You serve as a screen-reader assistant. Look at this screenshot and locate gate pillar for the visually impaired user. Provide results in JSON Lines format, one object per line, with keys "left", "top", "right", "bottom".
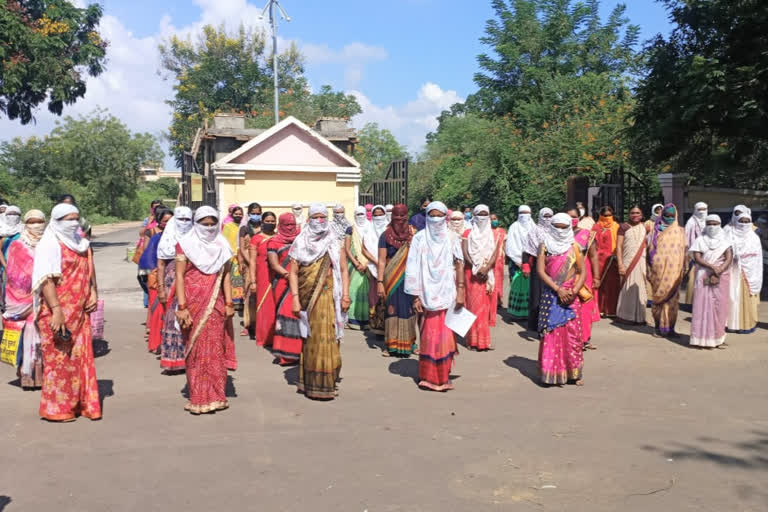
{"left": 658, "top": 173, "right": 689, "bottom": 225}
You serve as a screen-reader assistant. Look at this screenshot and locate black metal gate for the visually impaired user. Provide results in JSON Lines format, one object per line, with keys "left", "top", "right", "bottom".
{"left": 592, "top": 167, "right": 662, "bottom": 221}
{"left": 359, "top": 159, "right": 408, "bottom": 206}
{"left": 180, "top": 151, "right": 217, "bottom": 209}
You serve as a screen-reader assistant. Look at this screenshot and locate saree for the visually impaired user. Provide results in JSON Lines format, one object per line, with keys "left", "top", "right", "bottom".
{"left": 347, "top": 226, "right": 370, "bottom": 330}
{"left": 368, "top": 273, "right": 386, "bottom": 335}
{"left": 269, "top": 241, "right": 302, "bottom": 364}
{"left": 222, "top": 222, "right": 244, "bottom": 308}
{"left": 297, "top": 256, "right": 342, "bottom": 400}
{"left": 38, "top": 244, "right": 101, "bottom": 421}
{"left": 574, "top": 229, "right": 600, "bottom": 343}
{"left": 252, "top": 233, "right": 276, "bottom": 347}
{"left": 179, "top": 249, "right": 232, "bottom": 413}
{"left": 538, "top": 246, "right": 584, "bottom": 385}
{"left": 647, "top": 210, "right": 686, "bottom": 334}
{"left": 726, "top": 225, "right": 762, "bottom": 334}
{"left": 160, "top": 260, "right": 185, "bottom": 371}
{"left": 489, "top": 227, "right": 506, "bottom": 325}
{"left": 139, "top": 233, "right": 163, "bottom": 351}
{"left": 463, "top": 228, "right": 492, "bottom": 350}
{"left": 592, "top": 222, "right": 620, "bottom": 316}
{"left": 507, "top": 262, "right": 529, "bottom": 318}
{"left": 418, "top": 310, "right": 458, "bottom": 391}
{"left": 616, "top": 223, "right": 648, "bottom": 324}
{"left": 5, "top": 240, "right": 42, "bottom": 388}
{"left": 690, "top": 252, "right": 731, "bottom": 347}
{"left": 381, "top": 241, "right": 417, "bottom": 356}
{"left": 726, "top": 272, "right": 759, "bottom": 334}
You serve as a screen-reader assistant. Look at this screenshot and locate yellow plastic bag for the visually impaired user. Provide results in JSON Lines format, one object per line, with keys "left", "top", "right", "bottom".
{"left": 0, "top": 320, "right": 24, "bottom": 366}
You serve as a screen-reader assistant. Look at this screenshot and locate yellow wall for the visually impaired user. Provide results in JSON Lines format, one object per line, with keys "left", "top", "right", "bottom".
{"left": 217, "top": 170, "right": 357, "bottom": 217}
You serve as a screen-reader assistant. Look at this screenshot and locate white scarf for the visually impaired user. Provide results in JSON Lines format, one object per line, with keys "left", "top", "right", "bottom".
{"left": 32, "top": 204, "right": 90, "bottom": 293}
{"left": 364, "top": 205, "right": 388, "bottom": 278}
{"left": 289, "top": 203, "right": 345, "bottom": 339}
{"left": 692, "top": 201, "right": 708, "bottom": 230}
{"left": 0, "top": 205, "right": 23, "bottom": 237}
{"left": 690, "top": 214, "right": 731, "bottom": 261}
{"left": 544, "top": 213, "right": 575, "bottom": 255}
{"left": 404, "top": 201, "right": 463, "bottom": 311}
{"left": 291, "top": 203, "right": 305, "bottom": 225}
{"left": 467, "top": 204, "right": 496, "bottom": 290}
{"left": 523, "top": 207, "right": 553, "bottom": 256}
{"left": 728, "top": 212, "right": 763, "bottom": 294}
{"left": 650, "top": 203, "right": 664, "bottom": 223}
{"left": 157, "top": 206, "right": 193, "bottom": 260}
{"left": 505, "top": 205, "right": 533, "bottom": 265}
{"left": 178, "top": 206, "right": 232, "bottom": 275}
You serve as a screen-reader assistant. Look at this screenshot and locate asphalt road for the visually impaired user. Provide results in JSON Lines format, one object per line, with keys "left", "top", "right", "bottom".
{"left": 1, "top": 226, "right": 767, "bottom": 512}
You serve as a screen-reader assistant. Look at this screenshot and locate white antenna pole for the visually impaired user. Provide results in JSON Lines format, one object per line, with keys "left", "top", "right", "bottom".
{"left": 261, "top": 0, "right": 291, "bottom": 127}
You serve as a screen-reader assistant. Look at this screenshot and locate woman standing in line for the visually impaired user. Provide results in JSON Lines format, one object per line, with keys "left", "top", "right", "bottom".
{"left": 239, "top": 202, "right": 262, "bottom": 337}
{"left": 376, "top": 204, "right": 417, "bottom": 357}
{"left": 462, "top": 205, "right": 499, "bottom": 351}
{"left": 174, "top": 206, "right": 235, "bottom": 414}
{"left": 725, "top": 210, "right": 763, "bottom": 333}
{"left": 345, "top": 206, "right": 371, "bottom": 330}
{"left": 537, "top": 213, "right": 586, "bottom": 386}
{"left": 448, "top": 210, "right": 465, "bottom": 239}
{"left": 5, "top": 210, "right": 46, "bottom": 388}
{"left": 248, "top": 211, "right": 277, "bottom": 346}
{"left": 505, "top": 205, "right": 533, "bottom": 319}
{"left": 363, "top": 205, "right": 389, "bottom": 335}
{"left": 647, "top": 204, "right": 687, "bottom": 338}
{"left": 156, "top": 206, "right": 193, "bottom": 373}
{"left": 523, "top": 208, "right": 553, "bottom": 332}
{"left": 576, "top": 202, "right": 594, "bottom": 231}
{"left": 405, "top": 201, "right": 465, "bottom": 392}
{"left": 222, "top": 205, "right": 245, "bottom": 313}
{"left": 616, "top": 206, "right": 649, "bottom": 325}
{"left": 139, "top": 207, "right": 173, "bottom": 353}
{"left": 684, "top": 202, "right": 708, "bottom": 304}
{"left": 34, "top": 203, "right": 100, "bottom": 421}
{"left": 288, "top": 204, "right": 350, "bottom": 400}
{"left": 489, "top": 212, "right": 506, "bottom": 324}
{"left": 566, "top": 206, "right": 600, "bottom": 350}
{"left": 268, "top": 212, "right": 302, "bottom": 365}
{"left": 689, "top": 215, "right": 733, "bottom": 349}
{"left": 591, "top": 205, "right": 621, "bottom": 317}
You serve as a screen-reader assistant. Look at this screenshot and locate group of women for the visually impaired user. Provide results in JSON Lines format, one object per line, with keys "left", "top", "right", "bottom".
{"left": 1, "top": 197, "right": 101, "bottom": 422}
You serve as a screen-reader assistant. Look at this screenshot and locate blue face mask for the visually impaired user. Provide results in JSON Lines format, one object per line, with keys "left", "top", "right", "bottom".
{"left": 464, "top": 212, "right": 472, "bottom": 221}
{"left": 249, "top": 214, "right": 262, "bottom": 223}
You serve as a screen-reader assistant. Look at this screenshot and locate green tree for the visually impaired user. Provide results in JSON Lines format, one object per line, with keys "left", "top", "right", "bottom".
{"left": 159, "top": 25, "right": 361, "bottom": 164}
{"left": 355, "top": 123, "right": 408, "bottom": 190}
{"left": 631, "top": 0, "right": 768, "bottom": 188}
{"left": 0, "top": 0, "right": 107, "bottom": 124}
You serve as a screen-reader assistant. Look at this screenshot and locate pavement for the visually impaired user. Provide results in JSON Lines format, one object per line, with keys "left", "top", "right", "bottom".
{"left": 1, "top": 226, "right": 767, "bottom": 512}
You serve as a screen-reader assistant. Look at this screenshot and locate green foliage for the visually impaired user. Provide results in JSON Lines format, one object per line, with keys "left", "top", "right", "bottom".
{"left": 159, "top": 25, "right": 361, "bottom": 164}
{"left": 631, "top": 0, "right": 768, "bottom": 188}
{"left": 0, "top": 109, "right": 164, "bottom": 221}
{"left": 0, "top": 0, "right": 107, "bottom": 124}
{"left": 355, "top": 123, "right": 408, "bottom": 190}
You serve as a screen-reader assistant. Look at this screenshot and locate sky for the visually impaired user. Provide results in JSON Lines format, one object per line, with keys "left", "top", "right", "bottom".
{"left": 0, "top": 0, "right": 672, "bottom": 170}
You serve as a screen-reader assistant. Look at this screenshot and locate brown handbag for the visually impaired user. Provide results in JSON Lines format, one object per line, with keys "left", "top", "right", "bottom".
{"left": 578, "top": 285, "right": 594, "bottom": 303}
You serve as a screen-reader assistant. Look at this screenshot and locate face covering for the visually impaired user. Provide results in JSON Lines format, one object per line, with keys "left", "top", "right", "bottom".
{"left": 705, "top": 225, "right": 721, "bottom": 238}
{"left": 197, "top": 224, "right": 218, "bottom": 242}
{"left": 571, "top": 217, "right": 578, "bottom": 228}
{"left": 427, "top": 215, "right": 447, "bottom": 235}
{"left": 308, "top": 217, "right": 328, "bottom": 234}
{"left": 695, "top": 208, "right": 708, "bottom": 219}
{"left": 261, "top": 222, "right": 276, "bottom": 234}
{"left": 578, "top": 208, "right": 585, "bottom": 217}
{"left": 59, "top": 219, "right": 80, "bottom": 237}
{"left": 334, "top": 213, "right": 345, "bottom": 223}
{"left": 474, "top": 215, "right": 490, "bottom": 228}
{"left": 249, "top": 214, "right": 262, "bottom": 224}
{"left": 293, "top": 208, "right": 303, "bottom": 216}
{"left": 464, "top": 212, "right": 472, "bottom": 221}
{"left": 372, "top": 215, "right": 388, "bottom": 231}
{"left": 5, "top": 214, "right": 21, "bottom": 226}
{"left": 491, "top": 220, "right": 500, "bottom": 228}
{"left": 518, "top": 213, "right": 531, "bottom": 224}
{"left": 26, "top": 223, "right": 46, "bottom": 236}
{"left": 232, "top": 215, "right": 243, "bottom": 224}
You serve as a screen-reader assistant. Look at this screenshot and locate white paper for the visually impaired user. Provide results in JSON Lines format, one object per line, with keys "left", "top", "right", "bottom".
{"left": 445, "top": 306, "right": 477, "bottom": 338}
{"left": 299, "top": 311, "right": 311, "bottom": 338}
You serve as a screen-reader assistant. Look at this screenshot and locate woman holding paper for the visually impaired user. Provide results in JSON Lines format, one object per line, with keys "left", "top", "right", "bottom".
{"left": 536, "top": 213, "right": 586, "bottom": 386}
{"left": 404, "top": 201, "right": 465, "bottom": 392}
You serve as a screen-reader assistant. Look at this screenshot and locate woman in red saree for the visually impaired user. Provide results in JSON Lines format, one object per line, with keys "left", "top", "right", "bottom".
{"left": 249, "top": 212, "right": 277, "bottom": 346}
{"left": 489, "top": 213, "right": 506, "bottom": 325}
{"left": 591, "top": 205, "right": 620, "bottom": 317}
{"left": 33, "top": 204, "right": 101, "bottom": 421}
{"left": 268, "top": 212, "right": 302, "bottom": 365}
{"left": 141, "top": 208, "right": 173, "bottom": 353}
{"left": 174, "top": 206, "right": 235, "bottom": 415}
{"left": 462, "top": 205, "right": 500, "bottom": 351}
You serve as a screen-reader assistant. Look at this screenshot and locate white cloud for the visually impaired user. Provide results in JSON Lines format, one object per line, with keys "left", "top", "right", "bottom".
{"left": 350, "top": 82, "right": 463, "bottom": 154}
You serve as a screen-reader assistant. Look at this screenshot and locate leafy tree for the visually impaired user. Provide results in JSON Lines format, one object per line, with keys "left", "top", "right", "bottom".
{"left": 355, "top": 123, "right": 408, "bottom": 190}
{"left": 0, "top": 0, "right": 107, "bottom": 124}
{"left": 159, "top": 25, "right": 361, "bottom": 164}
{"left": 631, "top": 0, "right": 768, "bottom": 188}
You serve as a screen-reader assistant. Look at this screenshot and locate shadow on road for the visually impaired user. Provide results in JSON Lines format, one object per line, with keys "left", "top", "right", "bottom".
{"left": 610, "top": 320, "right": 655, "bottom": 335}
{"left": 91, "top": 241, "right": 130, "bottom": 249}
{"left": 503, "top": 355, "right": 543, "bottom": 387}
{"left": 93, "top": 339, "right": 111, "bottom": 358}
{"left": 388, "top": 359, "right": 418, "bottom": 383}
{"left": 0, "top": 496, "right": 11, "bottom": 512}
{"left": 364, "top": 331, "right": 384, "bottom": 352}
{"left": 98, "top": 379, "right": 114, "bottom": 410}
{"left": 179, "top": 376, "right": 238, "bottom": 397}
{"left": 283, "top": 365, "right": 299, "bottom": 386}
{"left": 641, "top": 431, "right": 768, "bottom": 471}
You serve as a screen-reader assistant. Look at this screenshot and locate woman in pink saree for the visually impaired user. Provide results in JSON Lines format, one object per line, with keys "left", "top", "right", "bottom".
{"left": 537, "top": 213, "right": 586, "bottom": 386}
{"left": 567, "top": 207, "right": 600, "bottom": 349}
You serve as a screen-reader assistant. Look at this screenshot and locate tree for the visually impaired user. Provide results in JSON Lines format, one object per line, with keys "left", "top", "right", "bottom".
{"left": 0, "top": 0, "right": 107, "bottom": 124}
{"left": 355, "top": 123, "right": 408, "bottom": 190}
{"left": 159, "top": 25, "right": 361, "bottom": 164}
{"left": 0, "top": 109, "right": 163, "bottom": 218}
{"left": 631, "top": 0, "right": 768, "bottom": 188}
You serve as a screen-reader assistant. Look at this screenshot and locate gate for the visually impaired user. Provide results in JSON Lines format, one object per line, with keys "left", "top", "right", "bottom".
{"left": 591, "top": 167, "right": 662, "bottom": 221}
{"left": 359, "top": 159, "right": 408, "bottom": 206}
{"left": 180, "top": 151, "right": 217, "bottom": 209}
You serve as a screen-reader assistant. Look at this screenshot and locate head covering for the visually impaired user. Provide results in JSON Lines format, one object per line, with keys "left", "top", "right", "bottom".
{"left": 272, "top": 211, "right": 300, "bottom": 246}
{"left": 157, "top": 206, "right": 193, "bottom": 260}
{"left": 0, "top": 205, "right": 22, "bottom": 237}
{"left": 650, "top": 203, "right": 664, "bottom": 222}
{"left": 384, "top": 203, "right": 412, "bottom": 249}
{"left": 364, "top": 203, "right": 373, "bottom": 221}
{"left": 291, "top": 203, "right": 305, "bottom": 225}
{"left": 32, "top": 204, "right": 90, "bottom": 292}
{"left": 523, "top": 207, "right": 553, "bottom": 256}
{"left": 728, "top": 212, "right": 763, "bottom": 294}
{"left": 404, "top": 201, "right": 463, "bottom": 311}
{"left": 330, "top": 203, "right": 350, "bottom": 241}
{"left": 544, "top": 213, "right": 575, "bottom": 255}
{"left": 221, "top": 204, "right": 238, "bottom": 228}
{"left": 363, "top": 205, "right": 388, "bottom": 277}
{"left": 467, "top": 204, "right": 496, "bottom": 290}
{"left": 178, "top": 206, "right": 232, "bottom": 275}
{"left": 505, "top": 205, "right": 534, "bottom": 265}
{"left": 289, "top": 203, "right": 346, "bottom": 339}
{"left": 370, "top": 204, "right": 389, "bottom": 236}
{"left": 693, "top": 201, "right": 708, "bottom": 225}
{"left": 19, "top": 209, "right": 46, "bottom": 248}
{"left": 385, "top": 204, "right": 394, "bottom": 223}
{"left": 690, "top": 214, "right": 731, "bottom": 258}
{"left": 649, "top": 204, "right": 680, "bottom": 265}
{"left": 728, "top": 205, "right": 751, "bottom": 226}
{"left": 597, "top": 208, "right": 620, "bottom": 251}
{"left": 449, "top": 210, "right": 465, "bottom": 237}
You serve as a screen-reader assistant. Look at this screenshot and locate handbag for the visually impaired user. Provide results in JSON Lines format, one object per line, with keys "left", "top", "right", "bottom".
{"left": 578, "top": 285, "right": 594, "bottom": 303}
{"left": 0, "top": 319, "right": 25, "bottom": 367}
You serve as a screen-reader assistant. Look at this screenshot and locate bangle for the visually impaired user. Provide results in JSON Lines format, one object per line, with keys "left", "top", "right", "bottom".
{"left": 292, "top": 292, "right": 299, "bottom": 297}
{"left": 225, "top": 302, "right": 234, "bottom": 307}
{"left": 177, "top": 303, "right": 187, "bottom": 311}
{"left": 50, "top": 304, "right": 61, "bottom": 309}
{"left": 377, "top": 280, "right": 383, "bottom": 284}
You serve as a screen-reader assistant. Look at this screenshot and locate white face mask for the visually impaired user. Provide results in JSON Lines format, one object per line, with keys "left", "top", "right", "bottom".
{"left": 177, "top": 219, "right": 193, "bottom": 231}
{"left": 57, "top": 219, "right": 80, "bottom": 237}
{"left": 293, "top": 208, "right": 303, "bottom": 217}
{"left": 309, "top": 217, "right": 328, "bottom": 234}
{"left": 26, "top": 223, "right": 46, "bottom": 236}
{"left": 5, "top": 214, "right": 21, "bottom": 226}
{"left": 196, "top": 224, "right": 219, "bottom": 242}
{"left": 735, "top": 220, "right": 752, "bottom": 232}
{"left": 426, "top": 214, "right": 447, "bottom": 234}
{"left": 372, "top": 215, "right": 388, "bottom": 230}
{"left": 354, "top": 213, "right": 367, "bottom": 227}
{"left": 333, "top": 213, "right": 345, "bottom": 223}
{"left": 578, "top": 208, "right": 585, "bottom": 217}
{"left": 695, "top": 209, "right": 708, "bottom": 219}
{"left": 518, "top": 212, "right": 531, "bottom": 224}
{"left": 705, "top": 225, "right": 721, "bottom": 238}
{"left": 474, "top": 215, "right": 490, "bottom": 228}
{"left": 541, "top": 216, "right": 552, "bottom": 226}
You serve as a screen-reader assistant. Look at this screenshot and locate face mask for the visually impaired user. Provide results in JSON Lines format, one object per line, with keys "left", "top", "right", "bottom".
{"left": 541, "top": 216, "right": 552, "bottom": 226}
{"left": 197, "top": 224, "right": 219, "bottom": 242}
{"left": 735, "top": 221, "right": 752, "bottom": 232}
{"left": 177, "top": 219, "right": 193, "bottom": 231}
{"left": 26, "top": 223, "right": 45, "bottom": 236}
{"left": 249, "top": 214, "right": 262, "bottom": 223}
{"left": 333, "top": 213, "right": 345, "bottom": 223}
{"left": 261, "top": 222, "right": 276, "bottom": 234}
{"left": 58, "top": 219, "right": 80, "bottom": 237}
{"left": 695, "top": 209, "right": 708, "bottom": 219}
{"left": 355, "top": 214, "right": 367, "bottom": 227}
{"left": 705, "top": 225, "right": 721, "bottom": 238}
{"left": 662, "top": 215, "right": 675, "bottom": 225}
{"left": 578, "top": 208, "right": 585, "bottom": 217}
{"left": 232, "top": 216, "right": 243, "bottom": 224}
{"left": 491, "top": 220, "right": 499, "bottom": 228}
{"left": 309, "top": 218, "right": 328, "bottom": 234}
{"left": 6, "top": 214, "right": 20, "bottom": 226}
{"left": 292, "top": 208, "right": 303, "bottom": 216}
{"left": 518, "top": 213, "right": 531, "bottom": 224}
{"left": 427, "top": 215, "right": 447, "bottom": 234}
{"left": 571, "top": 218, "right": 578, "bottom": 228}
{"left": 450, "top": 218, "right": 464, "bottom": 230}
{"left": 372, "top": 215, "right": 388, "bottom": 230}
{"left": 464, "top": 212, "right": 472, "bottom": 221}
{"left": 474, "top": 215, "right": 490, "bottom": 228}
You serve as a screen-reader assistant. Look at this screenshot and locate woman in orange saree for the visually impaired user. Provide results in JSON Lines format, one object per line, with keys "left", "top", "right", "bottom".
{"left": 591, "top": 205, "right": 620, "bottom": 317}
{"left": 175, "top": 206, "right": 235, "bottom": 415}
{"left": 33, "top": 204, "right": 101, "bottom": 421}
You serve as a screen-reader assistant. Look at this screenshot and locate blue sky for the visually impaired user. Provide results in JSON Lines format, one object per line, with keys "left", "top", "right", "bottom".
{"left": 1, "top": 0, "right": 672, "bottom": 169}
